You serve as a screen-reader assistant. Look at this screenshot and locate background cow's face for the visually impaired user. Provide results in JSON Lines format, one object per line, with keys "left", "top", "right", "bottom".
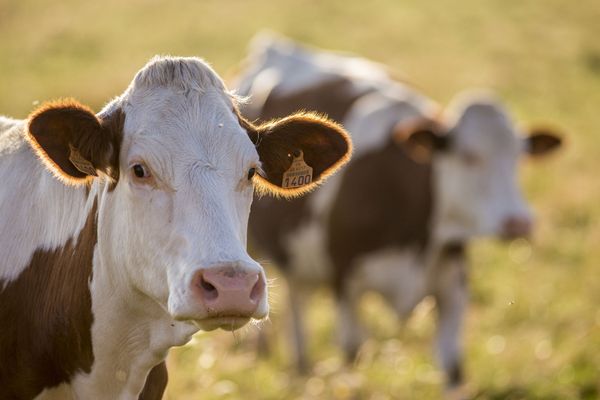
{"left": 402, "top": 93, "right": 562, "bottom": 243}
{"left": 26, "top": 57, "right": 351, "bottom": 332}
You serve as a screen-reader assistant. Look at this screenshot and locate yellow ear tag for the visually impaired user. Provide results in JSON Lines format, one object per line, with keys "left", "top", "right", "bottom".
{"left": 68, "top": 144, "right": 97, "bottom": 176}
{"left": 282, "top": 150, "right": 313, "bottom": 189}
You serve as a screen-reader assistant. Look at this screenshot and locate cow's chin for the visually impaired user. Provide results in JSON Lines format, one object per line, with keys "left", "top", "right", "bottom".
{"left": 193, "top": 316, "right": 251, "bottom": 332}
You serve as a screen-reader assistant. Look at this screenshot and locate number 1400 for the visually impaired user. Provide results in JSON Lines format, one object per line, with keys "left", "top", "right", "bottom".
{"left": 284, "top": 174, "right": 312, "bottom": 188}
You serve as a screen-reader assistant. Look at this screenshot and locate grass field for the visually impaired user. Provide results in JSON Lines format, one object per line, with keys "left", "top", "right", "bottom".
{"left": 1, "top": 0, "right": 599, "bottom": 398}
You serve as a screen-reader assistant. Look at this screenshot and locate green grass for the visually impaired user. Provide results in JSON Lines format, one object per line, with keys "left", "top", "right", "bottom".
{"left": 1, "top": 0, "right": 599, "bottom": 398}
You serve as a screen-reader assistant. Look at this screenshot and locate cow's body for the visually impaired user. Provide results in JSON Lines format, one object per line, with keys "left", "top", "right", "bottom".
{"left": 0, "top": 116, "right": 176, "bottom": 400}
{"left": 236, "top": 35, "right": 562, "bottom": 392}
{"left": 0, "top": 56, "right": 351, "bottom": 399}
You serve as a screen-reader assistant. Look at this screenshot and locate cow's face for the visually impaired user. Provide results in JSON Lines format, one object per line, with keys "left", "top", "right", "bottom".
{"left": 400, "top": 93, "right": 561, "bottom": 242}
{"left": 108, "top": 84, "right": 263, "bottom": 332}
{"left": 25, "top": 57, "right": 351, "bottom": 332}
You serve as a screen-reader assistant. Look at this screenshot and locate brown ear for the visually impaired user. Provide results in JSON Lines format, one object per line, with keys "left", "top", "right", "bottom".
{"left": 525, "top": 127, "right": 563, "bottom": 156}
{"left": 243, "top": 112, "right": 352, "bottom": 197}
{"left": 27, "top": 99, "right": 123, "bottom": 185}
{"left": 394, "top": 119, "right": 449, "bottom": 163}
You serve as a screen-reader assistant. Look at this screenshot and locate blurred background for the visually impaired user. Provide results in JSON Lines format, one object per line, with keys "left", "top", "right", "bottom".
{"left": 1, "top": 0, "right": 599, "bottom": 398}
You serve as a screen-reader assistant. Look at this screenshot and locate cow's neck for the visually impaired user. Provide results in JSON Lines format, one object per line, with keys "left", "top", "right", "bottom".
{"left": 69, "top": 199, "right": 198, "bottom": 398}
{"left": 76, "top": 274, "right": 197, "bottom": 398}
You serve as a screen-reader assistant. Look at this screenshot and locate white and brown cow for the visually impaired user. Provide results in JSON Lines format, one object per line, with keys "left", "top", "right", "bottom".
{"left": 0, "top": 56, "right": 351, "bottom": 399}
{"left": 235, "top": 35, "right": 563, "bottom": 392}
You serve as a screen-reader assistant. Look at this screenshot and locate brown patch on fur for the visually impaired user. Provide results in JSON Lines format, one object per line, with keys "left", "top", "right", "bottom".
{"left": 0, "top": 201, "right": 98, "bottom": 399}
{"left": 240, "top": 111, "right": 352, "bottom": 198}
{"left": 328, "top": 138, "right": 433, "bottom": 294}
{"left": 251, "top": 76, "right": 373, "bottom": 124}
{"left": 26, "top": 99, "right": 124, "bottom": 187}
{"left": 249, "top": 193, "right": 312, "bottom": 270}
{"left": 138, "top": 362, "right": 168, "bottom": 400}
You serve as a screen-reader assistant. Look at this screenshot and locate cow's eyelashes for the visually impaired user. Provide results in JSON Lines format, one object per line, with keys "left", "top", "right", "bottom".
{"left": 132, "top": 163, "right": 151, "bottom": 179}
{"left": 247, "top": 167, "right": 256, "bottom": 180}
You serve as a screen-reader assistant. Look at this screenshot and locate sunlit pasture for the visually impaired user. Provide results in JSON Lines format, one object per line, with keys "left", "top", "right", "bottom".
{"left": 1, "top": 0, "right": 599, "bottom": 398}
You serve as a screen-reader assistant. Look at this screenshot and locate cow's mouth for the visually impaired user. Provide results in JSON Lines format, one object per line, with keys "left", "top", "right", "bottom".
{"left": 194, "top": 316, "right": 251, "bottom": 332}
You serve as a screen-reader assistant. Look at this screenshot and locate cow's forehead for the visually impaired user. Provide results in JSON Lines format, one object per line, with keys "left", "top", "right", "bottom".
{"left": 451, "top": 101, "right": 521, "bottom": 155}
{"left": 117, "top": 57, "right": 256, "bottom": 162}
{"left": 124, "top": 88, "right": 237, "bottom": 138}
{"left": 121, "top": 55, "right": 236, "bottom": 125}
{"left": 121, "top": 96, "right": 257, "bottom": 179}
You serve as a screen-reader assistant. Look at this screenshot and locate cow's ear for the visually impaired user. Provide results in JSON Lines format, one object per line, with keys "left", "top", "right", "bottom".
{"left": 243, "top": 112, "right": 352, "bottom": 197}
{"left": 524, "top": 127, "right": 563, "bottom": 156}
{"left": 27, "top": 99, "right": 123, "bottom": 185}
{"left": 394, "top": 119, "right": 449, "bottom": 163}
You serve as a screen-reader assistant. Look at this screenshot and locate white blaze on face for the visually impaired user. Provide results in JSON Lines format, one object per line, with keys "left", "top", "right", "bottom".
{"left": 433, "top": 93, "right": 532, "bottom": 242}
{"left": 98, "top": 58, "right": 268, "bottom": 330}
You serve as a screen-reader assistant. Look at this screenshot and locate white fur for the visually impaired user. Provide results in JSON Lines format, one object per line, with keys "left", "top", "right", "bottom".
{"left": 241, "top": 67, "right": 282, "bottom": 120}
{"left": 234, "top": 32, "right": 394, "bottom": 120}
{"left": 0, "top": 121, "right": 92, "bottom": 284}
{"left": 283, "top": 220, "right": 332, "bottom": 283}
{"left": 350, "top": 248, "right": 428, "bottom": 318}
{"left": 0, "top": 115, "right": 20, "bottom": 132}
{"left": 432, "top": 254, "right": 467, "bottom": 390}
{"left": 236, "top": 32, "right": 390, "bottom": 97}
{"left": 2, "top": 56, "right": 271, "bottom": 399}
{"left": 338, "top": 248, "right": 428, "bottom": 357}
{"left": 69, "top": 260, "right": 199, "bottom": 399}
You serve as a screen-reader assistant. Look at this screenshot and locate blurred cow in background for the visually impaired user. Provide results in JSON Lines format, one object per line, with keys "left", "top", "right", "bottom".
{"left": 234, "top": 34, "right": 563, "bottom": 394}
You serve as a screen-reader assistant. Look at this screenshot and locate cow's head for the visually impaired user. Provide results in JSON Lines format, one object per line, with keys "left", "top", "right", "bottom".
{"left": 25, "top": 56, "right": 351, "bottom": 331}
{"left": 399, "top": 91, "right": 562, "bottom": 243}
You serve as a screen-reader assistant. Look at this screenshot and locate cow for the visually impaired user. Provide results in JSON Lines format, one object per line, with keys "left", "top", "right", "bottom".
{"left": 234, "top": 35, "right": 563, "bottom": 394}
{"left": 0, "top": 55, "right": 352, "bottom": 400}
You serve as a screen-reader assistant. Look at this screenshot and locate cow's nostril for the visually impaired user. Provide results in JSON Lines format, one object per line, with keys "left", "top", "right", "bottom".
{"left": 199, "top": 276, "right": 219, "bottom": 301}
{"left": 502, "top": 216, "right": 532, "bottom": 239}
{"left": 250, "top": 275, "right": 265, "bottom": 303}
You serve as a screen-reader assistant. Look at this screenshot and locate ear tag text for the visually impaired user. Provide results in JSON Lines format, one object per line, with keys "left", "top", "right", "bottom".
{"left": 69, "top": 144, "right": 97, "bottom": 176}
{"left": 282, "top": 150, "right": 313, "bottom": 189}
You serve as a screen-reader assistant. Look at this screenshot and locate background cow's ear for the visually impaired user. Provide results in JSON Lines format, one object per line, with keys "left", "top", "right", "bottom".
{"left": 27, "top": 99, "right": 123, "bottom": 185}
{"left": 244, "top": 112, "right": 352, "bottom": 197}
{"left": 394, "top": 120, "right": 449, "bottom": 163}
{"left": 525, "top": 127, "right": 563, "bottom": 156}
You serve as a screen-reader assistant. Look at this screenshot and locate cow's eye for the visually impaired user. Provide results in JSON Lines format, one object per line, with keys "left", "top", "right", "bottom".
{"left": 247, "top": 167, "right": 256, "bottom": 180}
{"left": 132, "top": 164, "right": 150, "bottom": 178}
